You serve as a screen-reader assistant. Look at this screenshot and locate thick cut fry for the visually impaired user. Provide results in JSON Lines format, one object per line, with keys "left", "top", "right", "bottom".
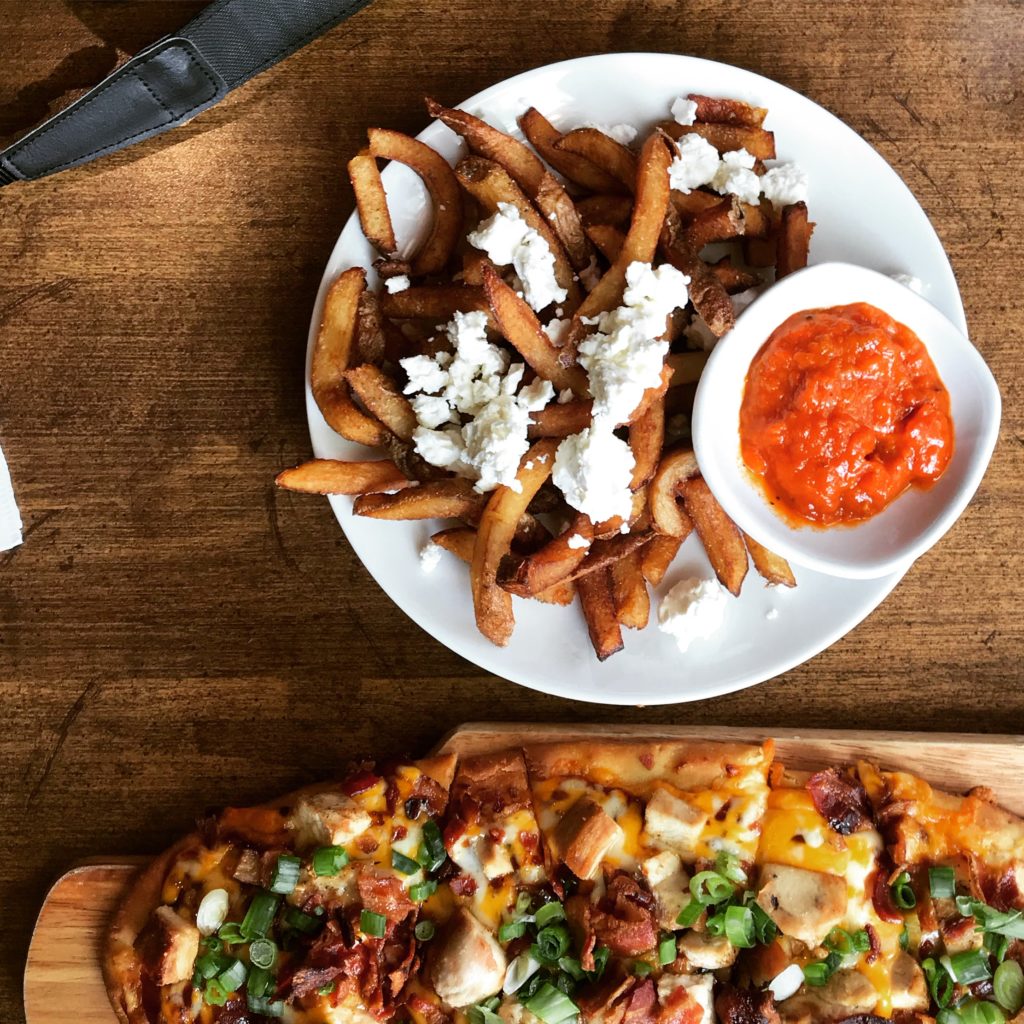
{"left": 629, "top": 393, "right": 665, "bottom": 490}
{"left": 520, "top": 107, "right": 627, "bottom": 194}
{"left": 471, "top": 439, "right": 559, "bottom": 646}
{"left": 498, "top": 514, "right": 594, "bottom": 597}
{"left": 641, "top": 534, "right": 684, "bottom": 586}
{"left": 689, "top": 93, "right": 768, "bottom": 128}
{"left": 669, "top": 189, "right": 724, "bottom": 219}
{"left": 567, "top": 133, "right": 673, "bottom": 349}
{"left": 374, "top": 257, "right": 412, "bottom": 279}
{"left": 585, "top": 223, "right": 626, "bottom": 263}
{"left": 612, "top": 551, "right": 650, "bottom": 630}
{"left": 355, "top": 290, "right": 386, "bottom": 365}
{"left": 776, "top": 201, "right": 814, "bottom": 280}
{"left": 345, "top": 365, "right": 417, "bottom": 441}
{"left": 740, "top": 200, "right": 773, "bottom": 239}
{"left": 666, "top": 351, "right": 709, "bottom": 387}
{"left": 381, "top": 284, "right": 491, "bottom": 321}
{"left": 456, "top": 156, "right": 580, "bottom": 309}
{"left": 743, "top": 533, "right": 797, "bottom": 588}
{"left": 650, "top": 447, "right": 699, "bottom": 537}
{"left": 367, "top": 128, "right": 462, "bottom": 275}
{"left": 576, "top": 194, "right": 634, "bottom": 229}
{"left": 555, "top": 128, "right": 638, "bottom": 192}
{"left": 680, "top": 476, "right": 749, "bottom": 596}
{"left": 431, "top": 526, "right": 476, "bottom": 562}
{"left": 577, "top": 566, "right": 624, "bottom": 661}
{"left": 482, "top": 265, "right": 589, "bottom": 395}
{"left": 683, "top": 196, "right": 744, "bottom": 250}
{"left": 709, "top": 257, "right": 761, "bottom": 294}
{"left": 660, "top": 121, "right": 777, "bottom": 160}
{"left": 743, "top": 234, "right": 778, "bottom": 268}
{"left": 275, "top": 459, "right": 411, "bottom": 495}
{"left": 533, "top": 176, "right": 594, "bottom": 271}
{"left": 354, "top": 478, "right": 485, "bottom": 521}
{"left": 347, "top": 150, "right": 397, "bottom": 256}
{"left": 528, "top": 400, "right": 592, "bottom": 438}
{"left": 380, "top": 434, "right": 446, "bottom": 483}
{"left": 312, "top": 268, "right": 390, "bottom": 447}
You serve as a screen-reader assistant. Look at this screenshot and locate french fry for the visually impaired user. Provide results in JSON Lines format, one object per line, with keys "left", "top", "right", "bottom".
{"left": 591, "top": 489, "right": 650, "bottom": 541}
{"left": 382, "top": 284, "right": 491, "bottom": 322}
{"left": 680, "top": 476, "right": 749, "bottom": 596}
{"left": 683, "top": 195, "right": 744, "bottom": 250}
{"left": 498, "top": 514, "right": 594, "bottom": 598}
{"left": 311, "top": 268, "right": 390, "bottom": 447}
{"left": 666, "top": 351, "right": 709, "bottom": 386}
{"left": 660, "top": 121, "right": 777, "bottom": 160}
{"left": 355, "top": 289, "right": 387, "bottom": 365}
{"left": 669, "top": 189, "right": 724, "bottom": 219}
{"left": 347, "top": 150, "right": 397, "bottom": 256}
{"left": 629, "top": 393, "right": 665, "bottom": 490}
{"left": 585, "top": 223, "right": 626, "bottom": 263}
{"left": 380, "top": 434, "right": 446, "bottom": 484}
{"left": 689, "top": 93, "right": 768, "bottom": 128}
{"left": 374, "top": 257, "right": 412, "bottom": 280}
{"left": 275, "top": 459, "right": 412, "bottom": 495}
{"left": 740, "top": 199, "right": 773, "bottom": 239}
{"left": 743, "top": 532, "right": 797, "bottom": 588}
{"left": 367, "top": 128, "right": 462, "bottom": 275}
{"left": 577, "top": 566, "right": 624, "bottom": 661}
{"left": 776, "top": 201, "right": 814, "bottom": 280}
{"left": 576, "top": 194, "right": 634, "bottom": 229}
{"left": 649, "top": 447, "right": 699, "bottom": 537}
{"left": 555, "top": 128, "right": 638, "bottom": 192}
{"left": 641, "top": 534, "right": 684, "bottom": 586}
{"left": 345, "top": 365, "right": 417, "bottom": 441}
{"left": 455, "top": 156, "right": 580, "bottom": 309}
{"left": 431, "top": 525, "right": 476, "bottom": 562}
{"left": 533, "top": 176, "right": 594, "bottom": 271}
{"left": 354, "top": 478, "right": 485, "bottom": 521}
{"left": 528, "top": 400, "right": 592, "bottom": 439}
{"left": 708, "top": 257, "right": 762, "bottom": 294}
{"left": 482, "top": 265, "right": 589, "bottom": 395}
{"left": 471, "top": 439, "right": 559, "bottom": 646}
{"left": 612, "top": 550, "right": 650, "bottom": 630}
{"left": 520, "top": 107, "right": 627, "bottom": 194}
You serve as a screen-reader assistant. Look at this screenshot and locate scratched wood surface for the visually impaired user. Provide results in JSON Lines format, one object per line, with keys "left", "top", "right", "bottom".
{"left": 0, "top": 0, "right": 1021, "bottom": 1017}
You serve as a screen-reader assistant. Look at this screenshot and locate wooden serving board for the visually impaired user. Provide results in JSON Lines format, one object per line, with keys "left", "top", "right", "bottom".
{"left": 24, "top": 723, "right": 1024, "bottom": 1023}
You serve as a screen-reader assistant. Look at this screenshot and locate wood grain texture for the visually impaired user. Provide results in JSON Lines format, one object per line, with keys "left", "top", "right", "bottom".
{"left": 23, "top": 724, "right": 1024, "bottom": 1023}
{"left": 1, "top": 0, "right": 1023, "bottom": 1018}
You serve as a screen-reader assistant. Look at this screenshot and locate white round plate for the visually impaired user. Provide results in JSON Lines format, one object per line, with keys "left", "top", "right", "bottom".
{"left": 305, "top": 53, "right": 967, "bottom": 706}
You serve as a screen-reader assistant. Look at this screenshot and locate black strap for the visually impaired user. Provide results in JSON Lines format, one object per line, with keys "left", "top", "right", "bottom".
{"left": 0, "top": 0, "right": 372, "bottom": 186}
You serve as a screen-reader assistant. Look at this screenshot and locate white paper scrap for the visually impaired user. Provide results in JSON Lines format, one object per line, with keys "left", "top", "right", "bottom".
{"left": 0, "top": 445, "right": 23, "bottom": 551}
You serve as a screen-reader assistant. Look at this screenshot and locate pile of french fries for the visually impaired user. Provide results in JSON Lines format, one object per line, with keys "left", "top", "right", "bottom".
{"left": 277, "top": 94, "right": 812, "bottom": 660}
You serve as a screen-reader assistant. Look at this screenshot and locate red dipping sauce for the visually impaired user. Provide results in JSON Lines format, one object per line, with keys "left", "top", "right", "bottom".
{"left": 739, "top": 302, "right": 954, "bottom": 527}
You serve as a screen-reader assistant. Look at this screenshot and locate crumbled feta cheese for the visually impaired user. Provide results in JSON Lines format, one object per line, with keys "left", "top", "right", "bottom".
{"left": 545, "top": 317, "right": 571, "bottom": 346}
{"left": 411, "top": 393, "right": 454, "bottom": 429}
{"left": 553, "top": 426, "right": 635, "bottom": 523}
{"left": 658, "top": 577, "right": 727, "bottom": 653}
{"left": 536, "top": 453, "right": 549, "bottom": 464}
{"left": 670, "top": 97, "right": 698, "bottom": 126}
{"left": 891, "top": 272, "right": 925, "bottom": 294}
{"left": 467, "top": 202, "right": 567, "bottom": 312}
{"left": 412, "top": 426, "right": 471, "bottom": 474}
{"left": 518, "top": 376, "right": 556, "bottom": 411}
{"left": 769, "top": 964, "right": 805, "bottom": 1003}
{"left": 460, "top": 394, "right": 533, "bottom": 493}
{"left": 765, "top": 607, "right": 779, "bottom": 621}
{"left": 567, "top": 533, "right": 591, "bottom": 550}
{"left": 384, "top": 274, "right": 411, "bottom": 293}
{"left": 711, "top": 149, "right": 760, "bottom": 204}
{"left": 401, "top": 353, "right": 449, "bottom": 395}
{"left": 524, "top": 461, "right": 534, "bottom": 471}
{"left": 557, "top": 388, "right": 574, "bottom": 405}
{"left": 760, "top": 162, "right": 808, "bottom": 208}
{"left": 419, "top": 541, "right": 443, "bottom": 574}
{"left": 580, "top": 121, "right": 638, "bottom": 146}
{"left": 668, "top": 134, "right": 720, "bottom": 193}
{"left": 577, "top": 262, "right": 690, "bottom": 425}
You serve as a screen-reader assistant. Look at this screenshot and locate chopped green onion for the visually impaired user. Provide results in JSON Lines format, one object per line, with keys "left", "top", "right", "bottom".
{"left": 312, "top": 846, "right": 349, "bottom": 876}
{"left": 217, "top": 958, "right": 248, "bottom": 993}
{"left": 957, "top": 894, "right": 977, "bottom": 917}
{"left": 658, "top": 932, "right": 677, "bottom": 965}
{"left": 505, "top": 951, "right": 542, "bottom": 994}
{"left": 195, "top": 951, "right": 231, "bottom": 980}
{"left": 269, "top": 854, "right": 301, "bottom": 895}
{"left": 483, "top": 997, "right": 501, "bottom": 1011}
{"left": 750, "top": 902, "right": 777, "bottom": 945}
{"left": 554, "top": 973, "right": 574, "bottom": 996}
{"left": 533, "top": 924, "right": 571, "bottom": 963}
{"left": 632, "top": 961, "right": 653, "bottom": 977}
{"left": 690, "top": 870, "right": 735, "bottom": 906}
{"left": 392, "top": 850, "right": 421, "bottom": 875}
{"left": 499, "top": 920, "right": 528, "bottom": 943}
{"left": 535, "top": 901, "right": 566, "bottom": 928}
{"left": 891, "top": 871, "right": 917, "bottom": 910}
{"left": 558, "top": 957, "right": 585, "bottom": 981}
{"left": 724, "top": 905, "right": 755, "bottom": 949}
{"left": 949, "top": 949, "right": 992, "bottom": 985}
{"left": 467, "top": 1006, "right": 504, "bottom": 1024}
{"left": 994, "top": 960, "right": 1024, "bottom": 1014}
{"left": 936, "top": 1010, "right": 962, "bottom": 1024}
{"left": 415, "top": 920, "right": 436, "bottom": 941}
{"left": 923, "top": 958, "right": 954, "bottom": 1009}
{"left": 217, "top": 921, "right": 245, "bottom": 944}
{"left": 715, "top": 851, "right": 748, "bottom": 884}
{"left": 803, "top": 952, "right": 841, "bottom": 987}
{"left": 201, "top": 935, "right": 223, "bottom": 954}
{"left": 520, "top": 972, "right": 543, "bottom": 1001}
{"left": 410, "top": 879, "right": 438, "bottom": 903}
{"left": 899, "top": 925, "right": 910, "bottom": 951}
{"left": 705, "top": 911, "right": 726, "bottom": 937}
{"left": 675, "top": 899, "right": 703, "bottom": 929}
{"left": 240, "top": 891, "right": 280, "bottom": 940}
{"left": 959, "top": 1002, "right": 1007, "bottom": 1024}
{"left": 361, "top": 909, "right": 387, "bottom": 938}
{"left": 284, "top": 905, "right": 321, "bottom": 934}
{"left": 986, "top": 930, "right": 1011, "bottom": 963}
{"left": 588, "top": 946, "right": 611, "bottom": 981}
{"left": 204, "top": 979, "right": 228, "bottom": 1006}
{"left": 516, "top": 891, "right": 533, "bottom": 915}
{"left": 523, "top": 981, "right": 581, "bottom": 1024}
{"left": 318, "top": 981, "right": 336, "bottom": 996}
{"left": 851, "top": 929, "right": 871, "bottom": 953}
{"left": 248, "top": 937, "right": 277, "bottom": 971}
{"left": 929, "top": 866, "right": 956, "bottom": 899}
{"left": 418, "top": 820, "right": 447, "bottom": 872}
{"left": 247, "top": 993, "right": 286, "bottom": 1018}
{"left": 247, "top": 965, "right": 275, "bottom": 999}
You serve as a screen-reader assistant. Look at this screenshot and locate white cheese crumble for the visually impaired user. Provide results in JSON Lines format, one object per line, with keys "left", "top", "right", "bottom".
{"left": 658, "top": 576, "right": 727, "bottom": 652}
{"left": 668, "top": 134, "right": 720, "bottom": 193}
{"left": 384, "top": 274, "right": 411, "bottom": 293}
{"left": 467, "top": 202, "right": 567, "bottom": 312}
{"left": 670, "top": 96, "right": 698, "bottom": 126}
{"left": 196, "top": 889, "right": 230, "bottom": 935}
{"left": 553, "top": 426, "right": 636, "bottom": 523}
{"left": 760, "top": 163, "right": 808, "bottom": 208}
{"left": 557, "top": 388, "right": 574, "bottom": 405}
{"left": 769, "top": 964, "right": 805, "bottom": 1003}
{"left": 580, "top": 121, "right": 638, "bottom": 146}
{"left": 567, "top": 533, "right": 592, "bottom": 550}
{"left": 765, "top": 607, "right": 779, "bottom": 621}
{"left": 419, "top": 541, "right": 443, "bottom": 574}
{"left": 891, "top": 272, "right": 925, "bottom": 294}
{"left": 545, "top": 317, "right": 571, "bottom": 346}
{"left": 711, "top": 148, "right": 760, "bottom": 204}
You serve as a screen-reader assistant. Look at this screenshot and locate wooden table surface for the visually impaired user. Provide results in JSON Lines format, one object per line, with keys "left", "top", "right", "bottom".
{"left": 1, "top": 0, "right": 1021, "bottom": 1016}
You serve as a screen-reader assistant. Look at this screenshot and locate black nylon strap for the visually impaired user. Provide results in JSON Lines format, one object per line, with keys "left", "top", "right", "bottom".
{"left": 0, "top": 0, "right": 372, "bottom": 186}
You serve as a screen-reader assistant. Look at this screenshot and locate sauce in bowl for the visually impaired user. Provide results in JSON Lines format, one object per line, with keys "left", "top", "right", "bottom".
{"left": 739, "top": 301, "right": 954, "bottom": 527}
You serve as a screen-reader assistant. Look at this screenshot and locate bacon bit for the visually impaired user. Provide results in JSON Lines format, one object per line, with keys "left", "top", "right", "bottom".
{"left": 392, "top": 825, "right": 408, "bottom": 842}
{"left": 977, "top": 862, "right": 1023, "bottom": 911}
{"left": 714, "top": 984, "right": 782, "bottom": 1024}
{"left": 568, "top": 872, "right": 659, "bottom": 956}
{"left": 865, "top": 923, "right": 881, "bottom": 964}
{"left": 725, "top": 763, "right": 740, "bottom": 778}
{"left": 357, "top": 834, "right": 381, "bottom": 855}
{"left": 639, "top": 752, "right": 655, "bottom": 770}
{"left": 408, "top": 993, "right": 451, "bottom": 1024}
{"left": 942, "top": 915, "right": 980, "bottom": 949}
{"left": 579, "top": 929, "right": 597, "bottom": 972}
{"left": 807, "top": 768, "right": 873, "bottom": 835}
{"left": 411, "top": 774, "right": 449, "bottom": 816}
{"left": 344, "top": 770, "right": 383, "bottom": 797}
{"left": 449, "top": 873, "right": 478, "bottom": 897}
{"left": 834, "top": 1017, "right": 891, "bottom": 1024}
{"left": 359, "top": 871, "right": 416, "bottom": 922}
{"left": 622, "top": 979, "right": 658, "bottom": 1024}
{"left": 231, "top": 848, "right": 260, "bottom": 885}
{"left": 658, "top": 984, "right": 705, "bottom": 1024}
{"left": 767, "top": 762, "right": 786, "bottom": 789}
{"left": 385, "top": 779, "right": 400, "bottom": 814}
{"left": 488, "top": 827, "right": 504, "bottom": 843}
{"left": 870, "top": 863, "right": 904, "bottom": 924}
{"left": 443, "top": 818, "right": 467, "bottom": 850}
{"left": 520, "top": 830, "right": 541, "bottom": 862}
{"left": 404, "top": 797, "right": 429, "bottom": 820}
{"left": 715, "top": 800, "right": 733, "bottom": 822}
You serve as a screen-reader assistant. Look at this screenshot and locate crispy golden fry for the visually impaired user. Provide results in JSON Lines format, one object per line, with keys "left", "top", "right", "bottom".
{"left": 689, "top": 93, "right": 768, "bottom": 128}
{"left": 567, "top": 133, "right": 673, "bottom": 348}
{"left": 743, "top": 234, "right": 777, "bottom": 268}
{"left": 374, "top": 257, "right": 412, "bottom": 279}
{"left": 666, "top": 351, "right": 709, "bottom": 386}
{"left": 345, "top": 364, "right": 417, "bottom": 441}
{"left": 683, "top": 195, "right": 744, "bottom": 250}
{"left": 355, "top": 289, "right": 386, "bottom": 365}
{"left": 680, "top": 476, "right": 749, "bottom": 596}
{"left": 776, "top": 201, "right": 814, "bottom": 280}
{"left": 519, "top": 107, "right": 627, "bottom": 194}
{"left": 312, "top": 268, "right": 390, "bottom": 447}
{"left": 629, "top": 393, "right": 665, "bottom": 490}
{"left": 471, "top": 439, "right": 559, "bottom": 646}
{"left": 612, "top": 551, "right": 650, "bottom": 630}
{"left": 455, "top": 156, "right": 580, "bottom": 309}
{"left": 555, "top": 128, "right": 638, "bottom": 192}
{"left": 641, "top": 534, "right": 684, "bottom": 586}
{"left": 592, "top": 489, "right": 650, "bottom": 541}
{"left": 585, "top": 223, "right": 626, "bottom": 263}
{"left": 669, "top": 188, "right": 724, "bottom": 219}
{"left": 534, "top": 175, "right": 594, "bottom": 271}
{"left": 660, "top": 121, "right": 777, "bottom": 160}
{"left": 382, "top": 284, "right": 491, "bottom": 322}
{"left": 740, "top": 199, "right": 773, "bottom": 239}
{"left": 347, "top": 150, "right": 397, "bottom": 256}
{"left": 650, "top": 447, "right": 700, "bottom": 537}
{"left": 577, "top": 566, "right": 624, "bottom": 661}
{"left": 743, "top": 532, "right": 797, "bottom": 588}
{"left": 354, "top": 478, "right": 485, "bottom": 521}
{"left": 482, "top": 265, "right": 589, "bottom": 396}
{"left": 576, "top": 194, "right": 634, "bottom": 229}
{"left": 367, "top": 128, "right": 462, "bottom": 275}
{"left": 275, "top": 459, "right": 411, "bottom": 495}
{"left": 431, "top": 525, "right": 476, "bottom": 561}
{"left": 460, "top": 251, "right": 492, "bottom": 286}
{"left": 708, "top": 257, "right": 762, "bottom": 295}
{"left": 498, "top": 514, "right": 593, "bottom": 598}
{"left": 380, "top": 434, "right": 446, "bottom": 484}
{"left": 528, "top": 399, "right": 592, "bottom": 438}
